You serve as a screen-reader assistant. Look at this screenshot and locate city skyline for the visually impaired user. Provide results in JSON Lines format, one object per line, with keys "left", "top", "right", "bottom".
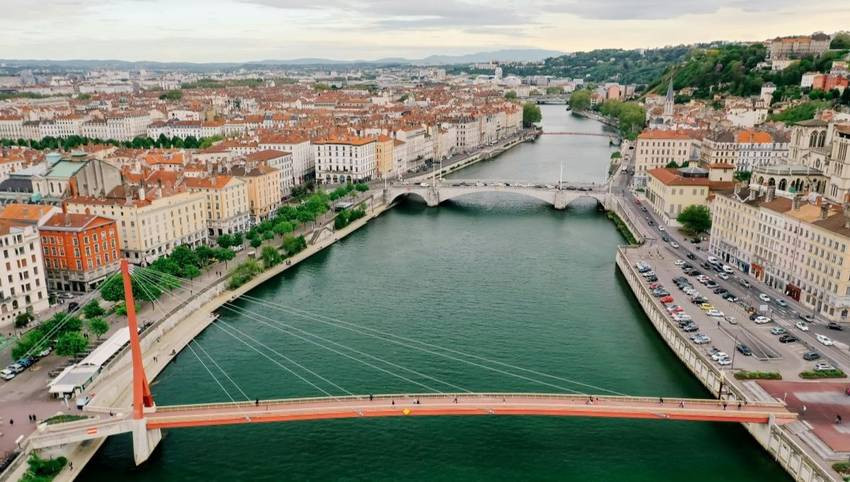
{"left": 1, "top": 0, "right": 849, "bottom": 62}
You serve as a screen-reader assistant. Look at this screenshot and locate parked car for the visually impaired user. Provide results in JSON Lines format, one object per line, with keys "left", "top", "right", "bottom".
{"left": 722, "top": 265, "right": 734, "bottom": 274}
{"left": 713, "top": 287, "right": 728, "bottom": 295}
{"left": 778, "top": 334, "right": 798, "bottom": 343}
{"left": 717, "top": 357, "right": 732, "bottom": 366}
{"left": 686, "top": 253, "right": 697, "bottom": 260}
{"left": 753, "top": 316, "right": 771, "bottom": 325}
{"left": 816, "top": 334, "right": 834, "bottom": 346}
{"left": 803, "top": 351, "right": 821, "bottom": 361}
{"left": 795, "top": 321, "right": 810, "bottom": 331}
{"left": 776, "top": 299, "right": 788, "bottom": 308}
{"left": 814, "top": 362, "right": 836, "bottom": 372}
{"left": 799, "top": 314, "right": 815, "bottom": 323}
{"left": 670, "top": 241, "right": 680, "bottom": 249}
{"left": 707, "top": 256, "right": 719, "bottom": 264}
{"left": 674, "top": 259, "right": 685, "bottom": 266}
{"left": 739, "top": 279, "right": 751, "bottom": 288}
{"left": 705, "top": 281, "right": 719, "bottom": 289}
{"left": 0, "top": 368, "right": 15, "bottom": 381}
{"left": 770, "top": 327, "right": 787, "bottom": 335}
{"left": 718, "top": 273, "right": 730, "bottom": 280}
{"left": 706, "top": 309, "right": 725, "bottom": 317}
{"left": 828, "top": 322, "right": 844, "bottom": 331}
{"left": 736, "top": 344, "right": 753, "bottom": 356}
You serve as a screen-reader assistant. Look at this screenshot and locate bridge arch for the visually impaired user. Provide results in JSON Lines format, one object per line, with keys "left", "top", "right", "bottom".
{"left": 438, "top": 187, "right": 557, "bottom": 207}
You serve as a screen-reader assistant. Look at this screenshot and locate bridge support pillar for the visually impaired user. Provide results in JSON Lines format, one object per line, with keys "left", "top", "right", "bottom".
{"left": 426, "top": 189, "right": 439, "bottom": 207}
{"left": 131, "top": 419, "right": 162, "bottom": 466}
{"left": 553, "top": 191, "right": 567, "bottom": 210}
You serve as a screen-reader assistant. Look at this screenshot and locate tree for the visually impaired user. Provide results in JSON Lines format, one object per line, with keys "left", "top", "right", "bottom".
{"left": 158, "top": 90, "right": 183, "bottom": 101}
{"left": 734, "top": 171, "right": 752, "bottom": 182}
{"left": 82, "top": 300, "right": 106, "bottom": 319}
{"left": 250, "top": 237, "right": 262, "bottom": 248}
{"left": 569, "top": 89, "right": 591, "bottom": 111}
{"left": 261, "top": 246, "right": 282, "bottom": 267}
{"left": 522, "top": 102, "right": 542, "bottom": 128}
{"left": 830, "top": 32, "right": 850, "bottom": 49}
{"left": 504, "top": 90, "right": 517, "bottom": 100}
{"left": 841, "top": 87, "right": 850, "bottom": 106}
{"left": 55, "top": 332, "right": 88, "bottom": 357}
{"left": 677, "top": 205, "right": 712, "bottom": 234}
{"left": 355, "top": 183, "right": 369, "bottom": 192}
{"left": 88, "top": 317, "right": 109, "bottom": 339}
{"left": 216, "top": 234, "right": 233, "bottom": 248}
{"left": 15, "top": 312, "right": 33, "bottom": 328}
{"left": 282, "top": 235, "right": 307, "bottom": 255}
{"left": 665, "top": 161, "right": 679, "bottom": 169}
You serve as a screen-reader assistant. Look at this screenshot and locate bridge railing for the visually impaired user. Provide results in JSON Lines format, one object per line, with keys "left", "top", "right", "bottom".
{"left": 152, "top": 392, "right": 787, "bottom": 413}
{"left": 393, "top": 180, "right": 608, "bottom": 190}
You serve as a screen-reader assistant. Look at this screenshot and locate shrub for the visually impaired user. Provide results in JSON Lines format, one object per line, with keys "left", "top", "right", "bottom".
{"left": 82, "top": 300, "right": 106, "bottom": 319}
{"left": 88, "top": 317, "right": 109, "bottom": 339}
{"left": 22, "top": 453, "right": 67, "bottom": 482}
{"left": 282, "top": 235, "right": 307, "bottom": 255}
{"left": 261, "top": 246, "right": 282, "bottom": 268}
{"left": 229, "top": 260, "right": 263, "bottom": 289}
{"left": 800, "top": 369, "right": 847, "bottom": 379}
{"left": 733, "top": 371, "right": 782, "bottom": 380}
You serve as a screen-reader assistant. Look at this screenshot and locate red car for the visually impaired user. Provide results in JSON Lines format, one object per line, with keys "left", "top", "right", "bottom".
{"left": 634, "top": 199, "right": 642, "bottom": 205}
{"left": 660, "top": 296, "right": 674, "bottom": 304}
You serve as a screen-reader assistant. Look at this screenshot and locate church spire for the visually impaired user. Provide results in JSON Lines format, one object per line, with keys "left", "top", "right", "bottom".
{"left": 663, "top": 76, "right": 674, "bottom": 118}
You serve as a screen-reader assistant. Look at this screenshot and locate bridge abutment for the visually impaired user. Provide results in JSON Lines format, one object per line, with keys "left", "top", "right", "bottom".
{"left": 132, "top": 419, "right": 162, "bottom": 465}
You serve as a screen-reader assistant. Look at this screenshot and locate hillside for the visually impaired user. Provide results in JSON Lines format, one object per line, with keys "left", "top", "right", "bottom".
{"left": 465, "top": 46, "right": 694, "bottom": 85}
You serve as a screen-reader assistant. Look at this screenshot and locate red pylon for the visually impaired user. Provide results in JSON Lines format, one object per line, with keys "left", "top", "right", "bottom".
{"left": 121, "top": 259, "right": 154, "bottom": 419}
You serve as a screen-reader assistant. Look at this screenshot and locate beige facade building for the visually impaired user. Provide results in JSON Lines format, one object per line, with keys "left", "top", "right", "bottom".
{"left": 227, "top": 165, "right": 283, "bottom": 222}
{"left": 66, "top": 185, "right": 208, "bottom": 264}
{"left": 184, "top": 175, "right": 251, "bottom": 236}
{"left": 633, "top": 130, "right": 702, "bottom": 188}
{"left": 645, "top": 166, "right": 735, "bottom": 224}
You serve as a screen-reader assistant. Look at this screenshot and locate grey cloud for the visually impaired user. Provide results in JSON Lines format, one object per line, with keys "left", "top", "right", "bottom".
{"left": 540, "top": 0, "right": 800, "bottom": 20}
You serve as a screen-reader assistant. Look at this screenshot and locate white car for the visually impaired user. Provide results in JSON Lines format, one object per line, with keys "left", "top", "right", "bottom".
{"left": 706, "top": 309, "right": 724, "bottom": 317}
{"left": 0, "top": 368, "right": 15, "bottom": 381}
{"left": 658, "top": 226, "right": 666, "bottom": 231}
{"left": 814, "top": 362, "right": 836, "bottom": 372}
{"left": 718, "top": 273, "right": 730, "bottom": 280}
{"left": 707, "top": 256, "right": 719, "bottom": 264}
{"left": 758, "top": 293, "right": 771, "bottom": 303}
{"left": 722, "top": 265, "right": 734, "bottom": 274}
{"left": 674, "top": 259, "right": 685, "bottom": 266}
{"left": 670, "top": 241, "right": 680, "bottom": 249}
{"left": 711, "top": 351, "right": 729, "bottom": 361}
{"left": 816, "top": 334, "right": 834, "bottom": 346}
{"left": 717, "top": 357, "right": 732, "bottom": 366}
{"left": 796, "top": 321, "right": 810, "bottom": 331}
{"left": 753, "top": 316, "right": 771, "bottom": 324}
{"left": 674, "top": 314, "right": 692, "bottom": 322}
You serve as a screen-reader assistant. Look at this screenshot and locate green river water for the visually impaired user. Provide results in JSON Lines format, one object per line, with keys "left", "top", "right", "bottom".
{"left": 80, "top": 107, "right": 789, "bottom": 481}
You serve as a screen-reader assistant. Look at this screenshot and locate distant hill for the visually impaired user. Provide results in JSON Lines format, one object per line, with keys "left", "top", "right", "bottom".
{"left": 0, "top": 49, "right": 563, "bottom": 71}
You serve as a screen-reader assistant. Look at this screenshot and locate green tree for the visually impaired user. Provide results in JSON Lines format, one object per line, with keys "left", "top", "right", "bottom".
{"left": 522, "top": 102, "right": 542, "bottom": 127}
{"left": 677, "top": 205, "right": 712, "bottom": 234}
{"left": 830, "top": 32, "right": 850, "bottom": 49}
{"left": 216, "top": 234, "right": 233, "bottom": 248}
{"left": 14, "top": 312, "right": 33, "bottom": 328}
{"left": 158, "top": 90, "right": 183, "bottom": 101}
{"left": 504, "top": 90, "right": 517, "bottom": 100}
{"left": 88, "top": 317, "right": 109, "bottom": 339}
{"left": 22, "top": 453, "right": 67, "bottom": 482}
{"left": 261, "top": 246, "right": 282, "bottom": 267}
{"left": 282, "top": 235, "right": 307, "bottom": 255}
{"left": 213, "top": 247, "right": 235, "bottom": 261}
{"left": 355, "top": 183, "right": 369, "bottom": 192}
{"left": 569, "top": 89, "right": 592, "bottom": 111}
{"left": 55, "top": 332, "right": 88, "bottom": 357}
{"left": 734, "top": 171, "right": 752, "bottom": 182}
{"left": 250, "top": 237, "right": 262, "bottom": 248}
{"left": 665, "top": 161, "right": 679, "bottom": 168}
{"left": 82, "top": 300, "right": 105, "bottom": 319}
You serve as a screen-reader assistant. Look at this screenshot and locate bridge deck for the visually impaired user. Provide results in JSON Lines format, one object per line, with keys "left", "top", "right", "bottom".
{"left": 145, "top": 393, "right": 796, "bottom": 430}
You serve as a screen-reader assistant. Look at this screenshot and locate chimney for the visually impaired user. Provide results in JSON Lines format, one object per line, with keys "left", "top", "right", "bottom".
{"left": 844, "top": 203, "right": 850, "bottom": 229}
{"left": 821, "top": 203, "right": 829, "bottom": 220}
{"left": 765, "top": 186, "right": 775, "bottom": 203}
{"left": 139, "top": 186, "right": 146, "bottom": 201}
{"left": 792, "top": 194, "right": 802, "bottom": 211}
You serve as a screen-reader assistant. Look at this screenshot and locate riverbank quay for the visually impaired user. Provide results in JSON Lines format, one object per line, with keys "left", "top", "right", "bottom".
{"left": 613, "top": 200, "right": 839, "bottom": 481}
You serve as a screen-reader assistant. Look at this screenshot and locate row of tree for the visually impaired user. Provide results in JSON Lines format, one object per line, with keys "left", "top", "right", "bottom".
{"left": 0, "top": 134, "right": 223, "bottom": 151}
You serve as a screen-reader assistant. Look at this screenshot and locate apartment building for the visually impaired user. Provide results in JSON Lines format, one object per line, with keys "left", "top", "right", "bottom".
{"left": 226, "top": 164, "right": 283, "bottom": 222}
{"left": 245, "top": 150, "right": 294, "bottom": 198}
{"left": 645, "top": 165, "right": 735, "bottom": 224}
{"left": 633, "top": 130, "right": 703, "bottom": 188}
{"left": 314, "top": 135, "right": 377, "bottom": 184}
{"left": 38, "top": 213, "right": 120, "bottom": 293}
{"left": 65, "top": 185, "right": 208, "bottom": 265}
{"left": 258, "top": 133, "right": 313, "bottom": 183}
{"left": 184, "top": 175, "right": 251, "bottom": 236}
{"left": 700, "top": 129, "right": 790, "bottom": 172}
{"left": 711, "top": 188, "right": 850, "bottom": 321}
{"left": 0, "top": 204, "right": 56, "bottom": 321}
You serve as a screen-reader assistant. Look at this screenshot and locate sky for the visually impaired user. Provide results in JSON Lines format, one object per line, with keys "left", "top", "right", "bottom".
{"left": 1, "top": 0, "right": 849, "bottom": 62}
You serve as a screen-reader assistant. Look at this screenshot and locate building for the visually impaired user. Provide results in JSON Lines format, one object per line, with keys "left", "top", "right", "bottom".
{"left": 0, "top": 204, "right": 55, "bottom": 321}
{"left": 226, "top": 165, "right": 283, "bottom": 222}
{"left": 244, "top": 150, "right": 294, "bottom": 198}
{"left": 184, "top": 175, "right": 251, "bottom": 236}
{"left": 314, "top": 135, "right": 377, "bottom": 184}
{"left": 633, "top": 130, "right": 702, "bottom": 188}
{"left": 700, "top": 129, "right": 790, "bottom": 172}
{"left": 39, "top": 213, "right": 120, "bottom": 293}
{"left": 65, "top": 185, "right": 208, "bottom": 265}
{"left": 711, "top": 188, "right": 850, "bottom": 321}
{"left": 767, "top": 33, "right": 831, "bottom": 60}
{"left": 374, "top": 135, "right": 395, "bottom": 179}
{"left": 645, "top": 166, "right": 735, "bottom": 224}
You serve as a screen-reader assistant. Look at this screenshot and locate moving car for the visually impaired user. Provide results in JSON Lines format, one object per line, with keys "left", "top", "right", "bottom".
{"left": 828, "top": 322, "right": 844, "bottom": 331}
{"left": 799, "top": 314, "right": 815, "bottom": 323}
{"left": 776, "top": 299, "right": 788, "bottom": 308}
{"left": 722, "top": 265, "right": 734, "bottom": 274}
{"left": 706, "top": 309, "right": 725, "bottom": 317}
{"left": 670, "top": 241, "right": 680, "bottom": 248}
{"left": 778, "top": 334, "right": 798, "bottom": 343}
{"left": 795, "top": 321, "right": 810, "bottom": 331}
{"left": 758, "top": 293, "right": 771, "bottom": 303}
{"left": 816, "top": 334, "right": 834, "bottom": 346}
{"left": 718, "top": 273, "right": 730, "bottom": 280}
{"left": 753, "top": 316, "right": 771, "bottom": 325}
{"left": 739, "top": 279, "right": 751, "bottom": 288}
{"left": 674, "top": 259, "right": 685, "bottom": 266}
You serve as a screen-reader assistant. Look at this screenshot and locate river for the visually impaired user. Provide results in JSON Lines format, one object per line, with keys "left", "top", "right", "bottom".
{"left": 80, "top": 106, "right": 788, "bottom": 481}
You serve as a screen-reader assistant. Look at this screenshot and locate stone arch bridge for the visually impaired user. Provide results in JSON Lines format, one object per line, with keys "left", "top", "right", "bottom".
{"left": 385, "top": 180, "right": 610, "bottom": 210}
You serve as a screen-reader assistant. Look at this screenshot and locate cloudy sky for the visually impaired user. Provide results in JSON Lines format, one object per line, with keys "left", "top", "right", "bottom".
{"left": 1, "top": 0, "right": 849, "bottom": 62}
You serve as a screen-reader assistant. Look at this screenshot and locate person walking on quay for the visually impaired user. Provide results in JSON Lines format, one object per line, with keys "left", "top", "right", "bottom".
{"left": 369, "top": 394, "right": 374, "bottom": 401}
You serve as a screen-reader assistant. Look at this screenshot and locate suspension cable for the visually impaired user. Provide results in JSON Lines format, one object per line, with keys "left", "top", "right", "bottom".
{"left": 138, "top": 267, "right": 622, "bottom": 396}
{"left": 186, "top": 341, "right": 238, "bottom": 403}
{"left": 191, "top": 339, "right": 252, "bottom": 402}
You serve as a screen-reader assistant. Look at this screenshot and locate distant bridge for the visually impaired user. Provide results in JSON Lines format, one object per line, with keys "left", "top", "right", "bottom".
{"left": 541, "top": 131, "right": 615, "bottom": 138}
{"left": 385, "top": 180, "right": 609, "bottom": 210}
